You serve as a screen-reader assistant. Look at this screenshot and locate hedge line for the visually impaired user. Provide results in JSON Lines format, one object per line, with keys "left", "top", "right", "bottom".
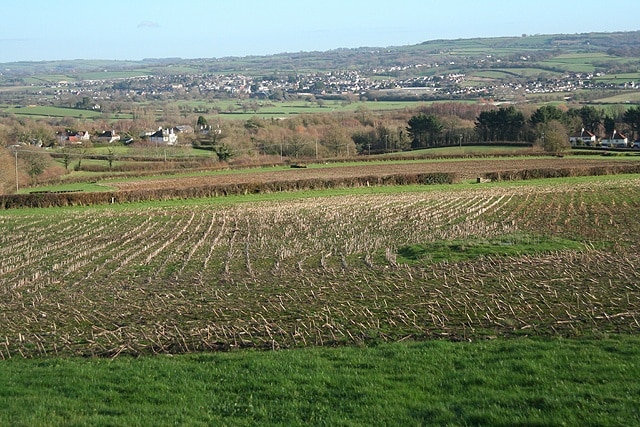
{"left": 484, "top": 164, "right": 640, "bottom": 181}
{"left": 0, "top": 172, "right": 456, "bottom": 209}
{"left": 3, "top": 164, "right": 638, "bottom": 209}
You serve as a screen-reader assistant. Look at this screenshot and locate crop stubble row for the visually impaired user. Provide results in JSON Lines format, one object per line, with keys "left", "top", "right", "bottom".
{"left": 0, "top": 179, "right": 639, "bottom": 357}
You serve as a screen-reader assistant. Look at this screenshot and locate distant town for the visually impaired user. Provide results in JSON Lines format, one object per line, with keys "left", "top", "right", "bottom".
{"left": 15, "top": 67, "right": 635, "bottom": 108}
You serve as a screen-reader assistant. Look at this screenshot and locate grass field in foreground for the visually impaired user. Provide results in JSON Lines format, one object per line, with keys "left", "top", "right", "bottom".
{"left": 1, "top": 336, "right": 638, "bottom": 426}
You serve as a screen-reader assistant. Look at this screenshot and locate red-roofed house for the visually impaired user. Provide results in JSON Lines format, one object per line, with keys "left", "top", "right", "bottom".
{"left": 569, "top": 128, "right": 596, "bottom": 146}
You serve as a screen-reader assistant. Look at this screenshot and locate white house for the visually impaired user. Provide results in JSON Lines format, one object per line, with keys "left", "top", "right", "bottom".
{"left": 569, "top": 128, "right": 596, "bottom": 146}
{"left": 57, "top": 130, "right": 91, "bottom": 145}
{"left": 97, "top": 130, "right": 120, "bottom": 143}
{"left": 173, "top": 125, "right": 194, "bottom": 134}
{"left": 149, "top": 127, "right": 178, "bottom": 145}
{"left": 601, "top": 130, "right": 628, "bottom": 148}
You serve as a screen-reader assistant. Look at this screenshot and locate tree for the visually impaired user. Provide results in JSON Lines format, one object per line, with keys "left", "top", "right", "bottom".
{"left": 0, "top": 149, "right": 16, "bottom": 194}
{"left": 20, "top": 150, "right": 49, "bottom": 183}
{"left": 61, "top": 148, "right": 72, "bottom": 171}
{"left": 74, "top": 149, "right": 88, "bottom": 171}
{"left": 269, "top": 88, "right": 285, "bottom": 101}
{"left": 244, "top": 117, "right": 264, "bottom": 137}
{"left": 196, "top": 115, "right": 208, "bottom": 129}
{"left": 321, "top": 126, "right": 352, "bottom": 157}
{"left": 249, "top": 101, "right": 260, "bottom": 114}
{"left": 195, "top": 122, "right": 226, "bottom": 153}
{"left": 106, "top": 147, "right": 117, "bottom": 170}
{"left": 285, "top": 133, "right": 309, "bottom": 158}
{"left": 475, "top": 106, "right": 525, "bottom": 142}
{"left": 603, "top": 115, "right": 616, "bottom": 137}
{"left": 530, "top": 105, "right": 564, "bottom": 126}
{"left": 622, "top": 106, "right": 640, "bottom": 140}
{"left": 356, "top": 105, "right": 373, "bottom": 126}
{"left": 538, "top": 120, "right": 570, "bottom": 155}
{"left": 407, "top": 114, "right": 443, "bottom": 148}
{"left": 213, "top": 143, "right": 233, "bottom": 162}
{"left": 352, "top": 128, "right": 377, "bottom": 154}
{"left": 572, "top": 106, "right": 604, "bottom": 136}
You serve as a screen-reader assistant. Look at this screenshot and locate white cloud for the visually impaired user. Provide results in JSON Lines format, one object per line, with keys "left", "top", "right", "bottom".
{"left": 137, "top": 21, "right": 161, "bottom": 29}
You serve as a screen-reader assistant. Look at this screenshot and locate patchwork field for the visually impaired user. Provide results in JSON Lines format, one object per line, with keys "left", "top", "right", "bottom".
{"left": 107, "top": 156, "right": 640, "bottom": 192}
{"left": 1, "top": 176, "right": 639, "bottom": 359}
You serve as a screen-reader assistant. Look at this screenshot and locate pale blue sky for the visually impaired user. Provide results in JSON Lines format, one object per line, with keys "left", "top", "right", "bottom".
{"left": 1, "top": 0, "right": 638, "bottom": 62}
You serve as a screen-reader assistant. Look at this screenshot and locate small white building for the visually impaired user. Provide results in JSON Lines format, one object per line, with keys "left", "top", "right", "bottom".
{"left": 97, "top": 130, "right": 120, "bottom": 143}
{"left": 149, "top": 127, "right": 178, "bottom": 145}
{"left": 601, "top": 130, "right": 628, "bottom": 148}
{"left": 569, "top": 128, "right": 596, "bottom": 146}
{"left": 173, "top": 125, "right": 194, "bottom": 134}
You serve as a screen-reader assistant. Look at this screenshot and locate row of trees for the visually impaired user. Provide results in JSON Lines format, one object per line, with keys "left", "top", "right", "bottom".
{"left": 407, "top": 104, "right": 640, "bottom": 150}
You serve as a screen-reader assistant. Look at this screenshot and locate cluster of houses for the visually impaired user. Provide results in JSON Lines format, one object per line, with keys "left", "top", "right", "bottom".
{"left": 57, "top": 125, "right": 195, "bottom": 146}
{"left": 45, "top": 60, "right": 631, "bottom": 105}
{"left": 569, "top": 128, "right": 640, "bottom": 148}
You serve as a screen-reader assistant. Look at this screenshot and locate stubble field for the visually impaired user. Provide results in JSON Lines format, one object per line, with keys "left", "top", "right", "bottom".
{"left": 1, "top": 176, "right": 639, "bottom": 359}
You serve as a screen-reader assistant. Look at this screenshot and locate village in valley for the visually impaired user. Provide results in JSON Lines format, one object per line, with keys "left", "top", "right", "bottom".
{"left": 4, "top": 31, "right": 640, "bottom": 154}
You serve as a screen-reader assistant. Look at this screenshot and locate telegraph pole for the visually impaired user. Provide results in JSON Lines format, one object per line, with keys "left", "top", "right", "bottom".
{"left": 14, "top": 149, "right": 18, "bottom": 192}
{"left": 9, "top": 145, "right": 19, "bottom": 193}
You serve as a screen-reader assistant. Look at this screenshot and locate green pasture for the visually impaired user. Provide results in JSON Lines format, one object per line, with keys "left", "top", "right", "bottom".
{"left": 591, "top": 91, "right": 640, "bottom": 103}
{"left": 498, "top": 67, "right": 562, "bottom": 77}
{"left": 174, "top": 99, "right": 429, "bottom": 120}
{"left": 466, "top": 68, "right": 563, "bottom": 80}
{"left": 1, "top": 336, "right": 638, "bottom": 426}
{"left": 73, "top": 69, "right": 153, "bottom": 81}
{"left": 593, "top": 73, "right": 640, "bottom": 83}
{"left": 537, "top": 53, "right": 630, "bottom": 73}
{"left": 20, "top": 75, "right": 70, "bottom": 85}
{"left": 5, "top": 105, "right": 101, "bottom": 119}
{"left": 548, "top": 53, "right": 613, "bottom": 62}
{"left": 397, "top": 234, "right": 587, "bottom": 265}
{"left": 53, "top": 144, "right": 210, "bottom": 158}
{"left": 467, "top": 70, "right": 515, "bottom": 79}
{"left": 410, "top": 35, "right": 560, "bottom": 55}
{"left": 539, "top": 61, "right": 596, "bottom": 73}
{"left": 0, "top": 105, "right": 132, "bottom": 120}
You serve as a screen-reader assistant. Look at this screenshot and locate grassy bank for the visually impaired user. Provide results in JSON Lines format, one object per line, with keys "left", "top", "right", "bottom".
{"left": 1, "top": 336, "right": 638, "bottom": 426}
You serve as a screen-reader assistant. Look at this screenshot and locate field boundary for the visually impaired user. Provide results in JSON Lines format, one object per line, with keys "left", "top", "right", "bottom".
{"left": 3, "top": 162, "right": 640, "bottom": 208}
{"left": 0, "top": 172, "right": 455, "bottom": 209}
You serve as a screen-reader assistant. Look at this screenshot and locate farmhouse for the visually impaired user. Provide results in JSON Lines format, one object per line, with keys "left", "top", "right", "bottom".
{"left": 57, "top": 130, "right": 91, "bottom": 145}
{"left": 149, "top": 127, "right": 178, "bottom": 145}
{"left": 569, "top": 128, "right": 596, "bottom": 146}
{"left": 97, "top": 130, "right": 121, "bottom": 143}
{"left": 173, "top": 125, "right": 194, "bottom": 134}
{"left": 601, "top": 130, "right": 628, "bottom": 147}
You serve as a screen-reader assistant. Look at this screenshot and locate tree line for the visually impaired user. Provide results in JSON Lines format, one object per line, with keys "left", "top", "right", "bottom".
{"left": 2, "top": 102, "right": 640, "bottom": 193}
{"left": 407, "top": 104, "right": 640, "bottom": 152}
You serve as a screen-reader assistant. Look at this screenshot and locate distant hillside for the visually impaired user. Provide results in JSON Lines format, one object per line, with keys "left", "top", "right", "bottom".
{"left": 2, "top": 31, "right": 639, "bottom": 79}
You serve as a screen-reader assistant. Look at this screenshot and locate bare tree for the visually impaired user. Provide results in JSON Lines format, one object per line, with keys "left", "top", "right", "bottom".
{"left": 0, "top": 149, "right": 16, "bottom": 194}
{"left": 538, "top": 120, "right": 570, "bottom": 156}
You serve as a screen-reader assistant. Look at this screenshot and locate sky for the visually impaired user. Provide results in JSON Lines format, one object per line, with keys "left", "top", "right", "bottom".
{"left": 1, "top": 0, "right": 639, "bottom": 63}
